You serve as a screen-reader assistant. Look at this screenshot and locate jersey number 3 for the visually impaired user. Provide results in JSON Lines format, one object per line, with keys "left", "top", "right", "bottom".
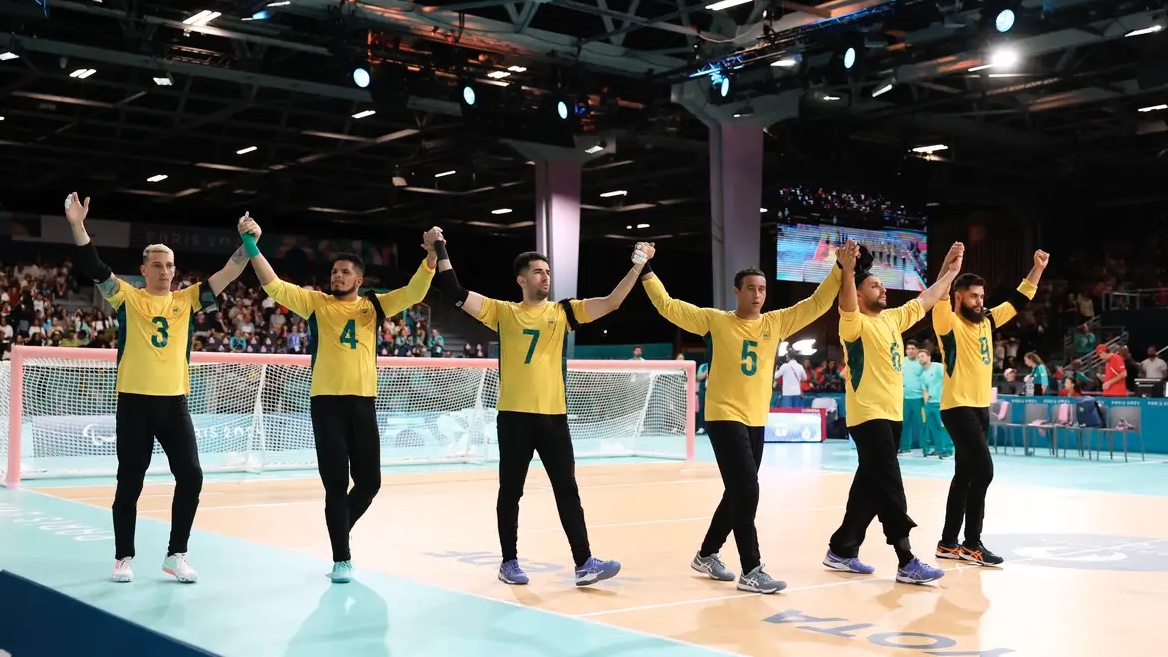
{"left": 340, "top": 319, "right": 358, "bottom": 349}
{"left": 150, "top": 316, "right": 169, "bottom": 348}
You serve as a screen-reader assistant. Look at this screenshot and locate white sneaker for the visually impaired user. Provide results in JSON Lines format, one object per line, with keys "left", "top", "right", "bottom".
{"left": 162, "top": 553, "right": 198, "bottom": 583}
{"left": 111, "top": 557, "right": 134, "bottom": 583}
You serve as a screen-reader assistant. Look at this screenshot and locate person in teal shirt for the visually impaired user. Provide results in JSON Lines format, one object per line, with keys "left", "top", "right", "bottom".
{"left": 918, "top": 349, "right": 952, "bottom": 458}
{"left": 900, "top": 341, "right": 925, "bottom": 453}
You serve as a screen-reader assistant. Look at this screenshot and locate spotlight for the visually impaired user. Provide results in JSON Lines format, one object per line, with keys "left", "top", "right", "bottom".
{"left": 352, "top": 67, "right": 370, "bottom": 88}
{"left": 995, "top": 8, "right": 1015, "bottom": 32}
{"left": 843, "top": 47, "right": 857, "bottom": 70}
{"left": 556, "top": 100, "right": 568, "bottom": 120}
{"left": 461, "top": 84, "right": 476, "bottom": 106}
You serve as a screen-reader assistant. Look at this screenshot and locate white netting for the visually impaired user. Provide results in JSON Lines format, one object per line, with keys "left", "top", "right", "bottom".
{"left": 0, "top": 351, "right": 693, "bottom": 481}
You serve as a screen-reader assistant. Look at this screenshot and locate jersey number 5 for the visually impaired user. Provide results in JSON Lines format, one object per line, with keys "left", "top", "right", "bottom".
{"left": 522, "top": 328, "right": 540, "bottom": 364}
{"left": 150, "top": 316, "right": 169, "bottom": 348}
{"left": 740, "top": 340, "right": 758, "bottom": 376}
{"left": 978, "top": 336, "right": 991, "bottom": 365}
{"left": 339, "top": 319, "right": 358, "bottom": 349}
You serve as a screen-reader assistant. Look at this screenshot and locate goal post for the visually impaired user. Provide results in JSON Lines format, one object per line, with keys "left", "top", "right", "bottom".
{"left": 1, "top": 345, "right": 697, "bottom": 487}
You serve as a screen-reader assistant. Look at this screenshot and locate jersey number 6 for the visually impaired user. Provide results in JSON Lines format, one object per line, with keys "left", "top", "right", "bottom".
{"left": 740, "top": 340, "right": 758, "bottom": 376}
{"left": 150, "top": 316, "right": 169, "bottom": 348}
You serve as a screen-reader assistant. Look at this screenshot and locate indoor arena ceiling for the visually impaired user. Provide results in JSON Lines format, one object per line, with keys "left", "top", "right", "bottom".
{"left": 0, "top": 0, "right": 1165, "bottom": 243}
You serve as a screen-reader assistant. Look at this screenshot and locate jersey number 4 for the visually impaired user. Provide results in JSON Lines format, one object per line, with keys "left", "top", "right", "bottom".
{"left": 150, "top": 316, "right": 169, "bottom": 348}
{"left": 339, "top": 319, "right": 358, "bottom": 349}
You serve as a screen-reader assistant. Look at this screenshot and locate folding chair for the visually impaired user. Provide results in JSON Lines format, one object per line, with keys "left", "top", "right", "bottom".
{"left": 988, "top": 401, "right": 1011, "bottom": 453}
{"left": 1093, "top": 404, "right": 1145, "bottom": 462}
{"left": 1049, "top": 402, "right": 1087, "bottom": 458}
{"left": 998, "top": 402, "right": 1049, "bottom": 456}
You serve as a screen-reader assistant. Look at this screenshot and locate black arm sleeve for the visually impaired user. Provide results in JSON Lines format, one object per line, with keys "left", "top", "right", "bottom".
{"left": 74, "top": 240, "right": 113, "bottom": 284}
{"left": 1006, "top": 289, "right": 1032, "bottom": 312}
{"left": 433, "top": 268, "right": 470, "bottom": 308}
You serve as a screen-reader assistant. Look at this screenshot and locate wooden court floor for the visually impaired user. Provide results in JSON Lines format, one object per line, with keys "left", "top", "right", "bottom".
{"left": 37, "top": 456, "right": 1168, "bottom": 657}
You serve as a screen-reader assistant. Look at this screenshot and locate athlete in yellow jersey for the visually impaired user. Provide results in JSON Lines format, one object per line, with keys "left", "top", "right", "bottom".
{"left": 933, "top": 250, "right": 1048, "bottom": 567}
{"left": 429, "top": 232, "right": 644, "bottom": 587}
{"left": 824, "top": 241, "right": 962, "bottom": 585}
{"left": 640, "top": 242, "right": 850, "bottom": 594}
{"left": 242, "top": 219, "right": 438, "bottom": 584}
{"left": 64, "top": 193, "right": 254, "bottom": 585}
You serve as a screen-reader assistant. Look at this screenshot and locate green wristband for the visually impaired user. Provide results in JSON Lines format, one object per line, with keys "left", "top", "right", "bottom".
{"left": 241, "top": 233, "right": 260, "bottom": 258}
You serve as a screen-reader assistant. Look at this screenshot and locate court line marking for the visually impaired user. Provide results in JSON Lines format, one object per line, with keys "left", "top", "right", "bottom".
{"left": 576, "top": 536, "right": 1168, "bottom": 618}
{"left": 15, "top": 487, "right": 746, "bottom": 657}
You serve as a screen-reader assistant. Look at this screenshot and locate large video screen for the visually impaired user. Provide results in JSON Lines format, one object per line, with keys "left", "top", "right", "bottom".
{"left": 776, "top": 223, "right": 928, "bottom": 291}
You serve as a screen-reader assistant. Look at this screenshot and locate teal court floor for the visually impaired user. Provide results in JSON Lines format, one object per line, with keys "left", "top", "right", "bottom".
{"left": 2, "top": 437, "right": 1167, "bottom": 656}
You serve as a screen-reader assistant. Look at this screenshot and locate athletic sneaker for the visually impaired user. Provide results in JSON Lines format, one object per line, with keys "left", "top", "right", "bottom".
{"left": 498, "top": 559, "right": 529, "bottom": 585}
{"left": 691, "top": 552, "right": 736, "bottom": 581}
{"left": 822, "top": 549, "right": 876, "bottom": 575}
{"left": 737, "top": 565, "right": 786, "bottom": 594}
{"left": 896, "top": 558, "right": 945, "bottom": 584}
{"left": 574, "top": 557, "right": 621, "bottom": 587}
{"left": 959, "top": 542, "right": 1005, "bottom": 566}
{"left": 162, "top": 553, "right": 198, "bottom": 583}
{"left": 935, "top": 540, "right": 962, "bottom": 560}
{"left": 111, "top": 557, "right": 134, "bottom": 583}
{"left": 329, "top": 561, "right": 353, "bottom": 583}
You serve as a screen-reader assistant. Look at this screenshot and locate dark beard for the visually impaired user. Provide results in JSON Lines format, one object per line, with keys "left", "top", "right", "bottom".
{"left": 331, "top": 284, "right": 357, "bottom": 298}
{"left": 959, "top": 305, "right": 985, "bottom": 323}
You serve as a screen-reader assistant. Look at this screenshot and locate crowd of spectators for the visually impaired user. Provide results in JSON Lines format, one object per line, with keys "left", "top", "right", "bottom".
{"left": 0, "top": 256, "right": 496, "bottom": 360}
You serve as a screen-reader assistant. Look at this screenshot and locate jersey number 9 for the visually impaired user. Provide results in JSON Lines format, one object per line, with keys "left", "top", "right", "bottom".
{"left": 978, "top": 336, "right": 991, "bottom": 365}
{"left": 151, "top": 316, "right": 169, "bottom": 348}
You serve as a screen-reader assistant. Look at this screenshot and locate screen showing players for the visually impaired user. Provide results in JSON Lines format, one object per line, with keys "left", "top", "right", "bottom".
{"left": 775, "top": 223, "right": 928, "bottom": 292}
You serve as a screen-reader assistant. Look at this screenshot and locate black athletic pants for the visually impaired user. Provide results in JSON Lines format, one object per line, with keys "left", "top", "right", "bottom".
{"left": 112, "top": 393, "right": 204, "bottom": 560}
{"left": 310, "top": 395, "right": 382, "bottom": 563}
{"left": 496, "top": 411, "right": 591, "bottom": 568}
{"left": 699, "top": 421, "right": 764, "bottom": 573}
{"left": 828, "top": 419, "right": 917, "bottom": 558}
{"left": 939, "top": 406, "right": 993, "bottom": 546}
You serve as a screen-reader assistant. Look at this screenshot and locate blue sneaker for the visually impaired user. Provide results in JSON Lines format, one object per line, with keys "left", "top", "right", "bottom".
{"left": 498, "top": 559, "right": 529, "bottom": 585}
{"left": 896, "top": 558, "right": 945, "bottom": 584}
{"left": 574, "top": 557, "right": 620, "bottom": 587}
{"left": 822, "top": 549, "right": 875, "bottom": 575}
{"left": 329, "top": 561, "right": 353, "bottom": 583}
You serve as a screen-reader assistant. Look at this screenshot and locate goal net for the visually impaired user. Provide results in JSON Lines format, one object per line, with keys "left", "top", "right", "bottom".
{"left": 1, "top": 346, "right": 696, "bottom": 485}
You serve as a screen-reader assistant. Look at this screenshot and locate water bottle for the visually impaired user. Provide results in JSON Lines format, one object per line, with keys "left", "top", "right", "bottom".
{"left": 1024, "top": 375, "right": 1035, "bottom": 397}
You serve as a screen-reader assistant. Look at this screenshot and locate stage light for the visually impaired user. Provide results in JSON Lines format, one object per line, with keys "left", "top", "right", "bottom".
{"left": 556, "top": 100, "right": 568, "bottom": 119}
{"left": 352, "top": 67, "right": 370, "bottom": 88}
{"left": 462, "top": 84, "right": 476, "bottom": 106}
{"left": 995, "top": 9, "right": 1015, "bottom": 32}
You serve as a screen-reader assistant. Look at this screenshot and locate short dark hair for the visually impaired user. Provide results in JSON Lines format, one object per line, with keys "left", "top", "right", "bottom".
{"left": 953, "top": 273, "right": 985, "bottom": 291}
{"left": 332, "top": 252, "right": 365, "bottom": 274}
{"left": 513, "top": 251, "right": 548, "bottom": 277}
{"left": 733, "top": 268, "right": 766, "bottom": 290}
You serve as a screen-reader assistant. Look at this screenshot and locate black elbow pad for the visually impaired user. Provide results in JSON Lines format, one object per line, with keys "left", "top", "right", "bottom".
{"left": 75, "top": 241, "right": 113, "bottom": 283}
{"left": 434, "top": 268, "right": 470, "bottom": 307}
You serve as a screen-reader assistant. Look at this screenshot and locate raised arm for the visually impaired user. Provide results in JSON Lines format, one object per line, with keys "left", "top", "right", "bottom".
{"left": 63, "top": 192, "right": 121, "bottom": 301}
{"left": 988, "top": 250, "right": 1047, "bottom": 328}
{"left": 914, "top": 242, "right": 964, "bottom": 313}
{"left": 770, "top": 244, "right": 848, "bottom": 338}
{"left": 239, "top": 220, "right": 319, "bottom": 319}
{"left": 932, "top": 286, "right": 955, "bottom": 336}
{"left": 375, "top": 252, "right": 437, "bottom": 318}
{"left": 206, "top": 213, "right": 256, "bottom": 297}
{"left": 429, "top": 235, "right": 492, "bottom": 324}
{"left": 638, "top": 248, "right": 712, "bottom": 336}
{"left": 837, "top": 241, "right": 859, "bottom": 315}
{"left": 582, "top": 243, "right": 650, "bottom": 321}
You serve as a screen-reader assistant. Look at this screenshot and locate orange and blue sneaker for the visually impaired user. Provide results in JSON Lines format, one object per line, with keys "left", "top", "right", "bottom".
{"left": 958, "top": 542, "right": 1004, "bottom": 566}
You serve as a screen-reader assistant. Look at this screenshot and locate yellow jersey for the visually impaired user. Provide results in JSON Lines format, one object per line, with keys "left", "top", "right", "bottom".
{"left": 476, "top": 297, "right": 591, "bottom": 415}
{"left": 642, "top": 267, "right": 841, "bottom": 427}
{"left": 106, "top": 280, "right": 217, "bottom": 396}
{"left": 262, "top": 259, "right": 434, "bottom": 397}
{"left": 933, "top": 279, "right": 1036, "bottom": 410}
{"left": 839, "top": 299, "right": 925, "bottom": 426}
